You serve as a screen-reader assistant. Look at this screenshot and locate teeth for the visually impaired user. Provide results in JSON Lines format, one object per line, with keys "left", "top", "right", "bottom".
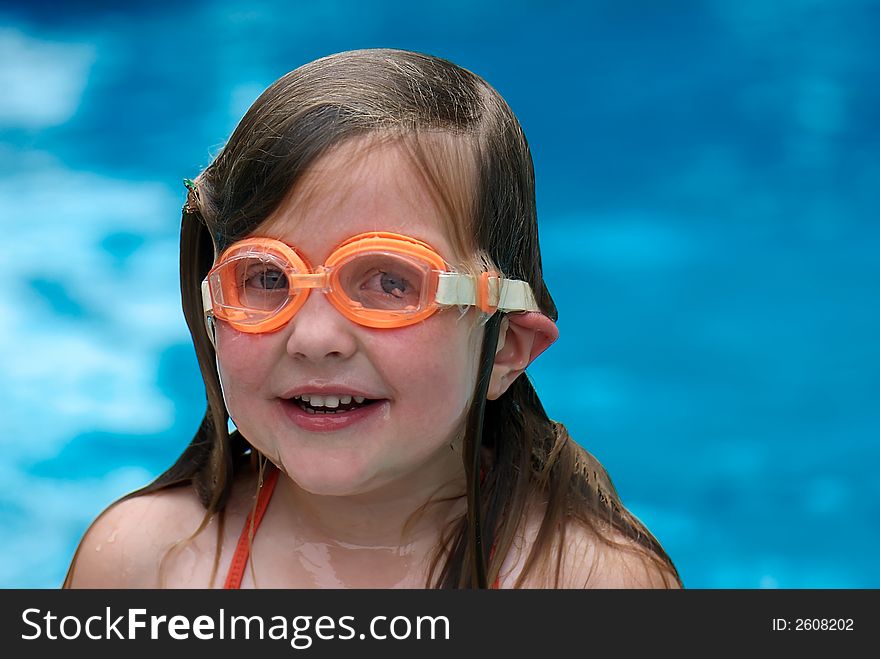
{"left": 293, "top": 393, "right": 367, "bottom": 408}
{"left": 302, "top": 394, "right": 339, "bottom": 407}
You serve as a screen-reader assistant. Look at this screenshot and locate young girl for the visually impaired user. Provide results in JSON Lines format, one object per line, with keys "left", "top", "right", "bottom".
{"left": 64, "top": 48, "right": 681, "bottom": 589}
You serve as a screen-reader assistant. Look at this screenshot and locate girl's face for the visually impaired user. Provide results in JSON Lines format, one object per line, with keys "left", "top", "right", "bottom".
{"left": 215, "top": 138, "right": 483, "bottom": 498}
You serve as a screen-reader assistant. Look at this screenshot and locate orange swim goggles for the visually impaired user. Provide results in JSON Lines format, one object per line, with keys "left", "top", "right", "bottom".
{"left": 201, "top": 231, "right": 541, "bottom": 336}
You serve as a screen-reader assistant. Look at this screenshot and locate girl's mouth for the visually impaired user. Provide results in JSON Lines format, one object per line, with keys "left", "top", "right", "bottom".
{"left": 289, "top": 393, "right": 380, "bottom": 415}
{"left": 278, "top": 394, "right": 387, "bottom": 432}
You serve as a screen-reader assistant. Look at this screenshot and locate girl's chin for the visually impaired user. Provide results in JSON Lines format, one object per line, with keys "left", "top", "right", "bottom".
{"left": 275, "top": 455, "right": 381, "bottom": 497}
{"left": 279, "top": 454, "right": 437, "bottom": 499}
{"left": 281, "top": 460, "right": 461, "bottom": 500}
{"left": 284, "top": 472, "right": 384, "bottom": 498}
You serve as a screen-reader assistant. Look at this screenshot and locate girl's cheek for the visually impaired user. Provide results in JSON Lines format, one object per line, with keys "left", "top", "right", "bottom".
{"left": 215, "top": 326, "right": 275, "bottom": 389}
{"left": 372, "top": 320, "right": 472, "bottom": 378}
{"left": 409, "top": 317, "right": 482, "bottom": 400}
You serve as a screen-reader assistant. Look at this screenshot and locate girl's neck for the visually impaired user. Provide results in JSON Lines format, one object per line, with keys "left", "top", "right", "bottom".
{"left": 272, "top": 464, "right": 468, "bottom": 549}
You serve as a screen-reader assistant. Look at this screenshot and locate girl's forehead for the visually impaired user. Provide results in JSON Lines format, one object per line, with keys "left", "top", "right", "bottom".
{"left": 256, "top": 138, "right": 465, "bottom": 260}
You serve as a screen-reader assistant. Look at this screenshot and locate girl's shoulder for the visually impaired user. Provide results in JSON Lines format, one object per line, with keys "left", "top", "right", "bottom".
{"left": 497, "top": 500, "right": 681, "bottom": 589}
{"left": 65, "top": 471, "right": 260, "bottom": 588}
{"left": 554, "top": 522, "right": 681, "bottom": 588}
{"left": 64, "top": 485, "right": 209, "bottom": 588}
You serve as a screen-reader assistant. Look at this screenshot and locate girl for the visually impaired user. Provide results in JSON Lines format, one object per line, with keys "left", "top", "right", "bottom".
{"left": 64, "top": 49, "right": 681, "bottom": 589}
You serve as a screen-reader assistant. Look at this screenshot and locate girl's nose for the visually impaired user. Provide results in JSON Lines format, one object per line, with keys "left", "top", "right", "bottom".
{"left": 283, "top": 289, "right": 358, "bottom": 362}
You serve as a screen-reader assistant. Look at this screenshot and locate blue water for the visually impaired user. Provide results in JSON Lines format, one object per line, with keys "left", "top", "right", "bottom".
{"left": 1, "top": 0, "right": 877, "bottom": 588}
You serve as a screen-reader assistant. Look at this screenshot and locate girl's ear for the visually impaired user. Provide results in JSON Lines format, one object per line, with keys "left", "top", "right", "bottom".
{"left": 487, "top": 312, "right": 559, "bottom": 400}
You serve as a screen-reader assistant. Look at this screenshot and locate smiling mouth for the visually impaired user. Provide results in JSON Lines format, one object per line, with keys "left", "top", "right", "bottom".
{"left": 286, "top": 394, "right": 381, "bottom": 415}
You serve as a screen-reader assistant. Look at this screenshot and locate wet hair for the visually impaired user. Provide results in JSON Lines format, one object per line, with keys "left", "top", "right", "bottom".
{"left": 66, "top": 48, "right": 680, "bottom": 588}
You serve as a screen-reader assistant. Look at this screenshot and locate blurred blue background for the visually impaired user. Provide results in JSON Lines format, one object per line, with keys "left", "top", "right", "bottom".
{"left": 1, "top": 0, "right": 877, "bottom": 589}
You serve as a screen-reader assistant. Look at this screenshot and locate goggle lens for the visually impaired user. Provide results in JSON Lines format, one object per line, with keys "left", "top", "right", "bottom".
{"left": 332, "top": 251, "right": 432, "bottom": 312}
{"left": 207, "top": 244, "right": 307, "bottom": 330}
{"left": 231, "top": 255, "right": 294, "bottom": 312}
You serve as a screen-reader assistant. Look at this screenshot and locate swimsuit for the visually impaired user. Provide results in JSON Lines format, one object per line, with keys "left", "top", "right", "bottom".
{"left": 223, "top": 466, "right": 280, "bottom": 589}
{"left": 223, "top": 465, "right": 501, "bottom": 589}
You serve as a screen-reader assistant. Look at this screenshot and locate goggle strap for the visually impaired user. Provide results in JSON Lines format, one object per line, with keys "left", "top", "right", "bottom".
{"left": 201, "top": 280, "right": 213, "bottom": 317}
{"left": 436, "top": 273, "right": 477, "bottom": 306}
{"left": 435, "top": 273, "right": 541, "bottom": 312}
{"left": 497, "top": 279, "right": 541, "bottom": 312}
{"left": 201, "top": 280, "right": 217, "bottom": 348}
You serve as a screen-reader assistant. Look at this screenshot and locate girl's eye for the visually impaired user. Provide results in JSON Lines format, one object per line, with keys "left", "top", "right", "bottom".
{"left": 244, "top": 266, "right": 288, "bottom": 291}
{"left": 378, "top": 271, "right": 409, "bottom": 298}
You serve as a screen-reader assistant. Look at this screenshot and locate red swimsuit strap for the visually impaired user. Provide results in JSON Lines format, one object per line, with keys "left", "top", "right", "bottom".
{"left": 223, "top": 464, "right": 501, "bottom": 589}
{"left": 489, "top": 548, "right": 501, "bottom": 589}
{"left": 223, "top": 465, "right": 280, "bottom": 589}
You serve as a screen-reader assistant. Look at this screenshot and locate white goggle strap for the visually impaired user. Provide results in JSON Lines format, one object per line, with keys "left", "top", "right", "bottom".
{"left": 201, "top": 280, "right": 217, "bottom": 349}
{"left": 435, "top": 273, "right": 541, "bottom": 313}
{"left": 201, "top": 278, "right": 234, "bottom": 426}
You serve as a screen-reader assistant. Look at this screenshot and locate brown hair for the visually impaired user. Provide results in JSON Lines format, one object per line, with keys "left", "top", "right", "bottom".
{"left": 66, "top": 48, "right": 680, "bottom": 588}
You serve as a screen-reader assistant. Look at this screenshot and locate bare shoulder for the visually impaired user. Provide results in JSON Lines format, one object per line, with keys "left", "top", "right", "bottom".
{"left": 64, "top": 485, "right": 211, "bottom": 588}
{"left": 554, "top": 521, "right": 681, "bottom": 589}
{"left": 500, "top": 503, "right": 680, "bottom": 589}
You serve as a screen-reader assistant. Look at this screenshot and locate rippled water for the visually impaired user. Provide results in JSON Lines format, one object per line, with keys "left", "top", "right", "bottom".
{"left": 2, "top": 0, "right": 878, "bottom": 588}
